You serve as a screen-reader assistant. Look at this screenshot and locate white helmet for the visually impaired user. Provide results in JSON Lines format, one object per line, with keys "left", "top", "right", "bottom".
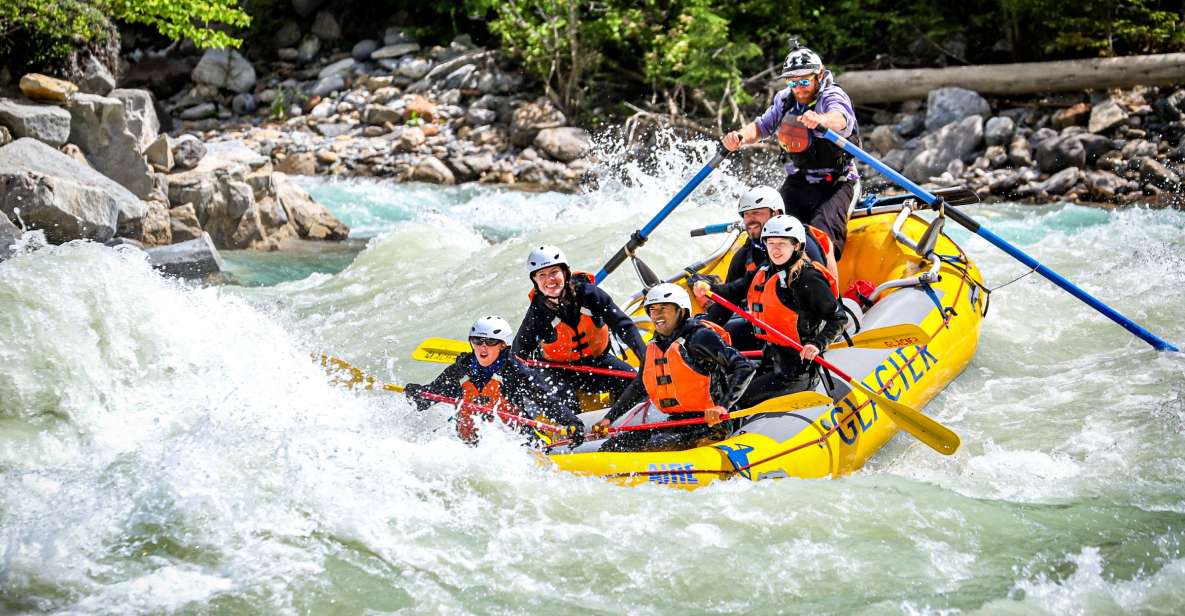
{"left": 469, "top": 315, "right": 514, "bottom": 345}
{"left": 526, "top": 244, "right": 568, "bottom": 276}
{"left": 643, "top": 283, "right": 692, "bottom": 312}
{"left": 737, "top": 186, "right": 784, "bottom": 214}
{"left": 780, "top": 39, "right": 823, "bottom": 78}
{"left": 761, "top": 215, "right": 807, "bottom": 244}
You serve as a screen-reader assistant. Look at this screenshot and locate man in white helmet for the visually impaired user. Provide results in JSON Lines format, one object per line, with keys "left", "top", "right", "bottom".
{"left": 695, "top": 215, "right": 846, "bottom": 407}
{"left": 404, "top": 315, "right": 584, "bottom": 446}
{"left": 592, "top": 284, "right": 755, "bottom": 452}
{"left": 514, "top": 244, "right": 646, "bottom": 402}
{"left": 721, "top": 38, "right": 860, "bottom": 260}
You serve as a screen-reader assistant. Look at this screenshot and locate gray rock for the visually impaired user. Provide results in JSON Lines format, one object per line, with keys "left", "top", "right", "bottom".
{"left": 465, "top": 107, "right": 496, "bottom": 127}
{"left": 292, "top": 0, "right": 324, "bottom": 17}
{"left": 1029, "top": 127, "right": 1059, "bottom": 147}
{"left": 0, "top": 210, "right": 21, "bottom": 260}
{"left": 309, "top": 74, "right": 346, "bottom": 98}
{"left": 273, "top": 172, "right": 348, "bottom": 239}
{"left": 411, "top": 156, "right": 455, "bottom": 184}
{"left": 1139, "top": 157, "right": 1181, "bottom": 189}
{"left": 1037, "top": 166, "right": 1081, "bottom": 195}
{"left": 0, "top": 138, "right": 146, "bottom": 243}
{"left": 310, "top": 11, "right": 340, "bottom": 41}
{"left": 372, "top": 43, "right": 421, "bottom": 60}
{"left": 352, "top": 39, "right": 378, "bottom": 61}
{"left": 1085, "top": 170, "right": 1125, "bottom": 200}
{"left": 534, "top": 127, "right": 590, "bottom": 163}
{"left": 925, "top": 87, "right": 990, "bottom": 131}
{"left": 67, "top": 93, "right": 155, "bottom": 199}
{"left": 1088, "top": 99, "right": 1128, "bottom": 133}
{"left": 0, "top": 99, "right": 71, "bottom": 147}
{"left": 1154, "top": 89, "right": 1185, "bottom": 122}
{"left": 903, "top": 115, "right": 984, "bottom": 182}
{"left": 398, "top": 57, "right": 431, "bottom": 80}
{"left": 297, "top": 35, "right": 322, "bottom": 63}
{"left": 172, "top": 134, "right": 206, "bottom": 170}
{"left": 1035, "top": 136, "right": 1085, "bottom": 173}
{"left": 80, "top": 55, "right": 116, "bottom": 96}
{"left": 180, "top": 102, "right": 217, "bottom": 121}
{"left": 1075, "top": 133, "right": 1113, "bottom": 164}
{"left": 168, "top": 203, "right": 202, "bottom": 242}
{"left": 510, "top": 99, "right": 567, "bottom": 147}
{"left": 109, "top": 88, "right": 160, "bottom": 152}
{"left": 0, "top": 126, "right": 10, "bottom": 147}
{"left": 276, "top": 47, "right": 300, "bottom": 62}
{"left": 232, "top": 93, "right": 256, "bottom": 115}
{"left": 145, "top": 134, "right": 173, "bottom": 173}
{"left": 362, "top": 104, "right": 401, "bottom": 125}
{"left": 383, "top": 27, "right": 415, "bottom": 46}
{"left": 275, "top": 21, "right": 302, "bottom": 49}
{"left": 191, "top": 49, "right": 256, "bottom": 93}
{"left": 144, "top": 232, "right": 223, "bottom": 278}
{"left": 370, "top": 86, "right": 401, "bottom": 105}
{"left": 1121, "top": 139, "right": 1157, "bottom": 158}
{"left": 443, "top": 64, "right": 477, "bottom": 89}
{"left": 1052, "top": 102, "right": 1090, "bottom": 129}
{"left": 895, "top": 113, "right": 925, "bottom": 138}
{"left": 318, "top": 58, "right": 356, "bottom": 80}
{"left": 984, "top": 116, "right": 1015, "bottom": 147}
{"left": 868, "top": 125, "right": 903, "bottom": 154}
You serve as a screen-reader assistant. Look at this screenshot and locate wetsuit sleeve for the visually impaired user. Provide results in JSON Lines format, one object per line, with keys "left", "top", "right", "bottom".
{"left": 603, "top": 368, "right": 646, "bottom": 423}
{"left": 792, "top": 272, "right": 848, "bottom": 349}
{"left": 714, "top": 267, "right": 756, "bottom": 305}
{"left": 688, "top": 329, "right": 755, "bottom": 411}
{"left": 512, "top": 302, "right": 546, "bottom": 359}
{"left": 586, "top": 284, "right": 646, "bottom": 359}
{"left": 421, "top": 356, "right": 468, "bottom": 399}
{"left": 505, "top": 362, "right": 580, "bottom": 426}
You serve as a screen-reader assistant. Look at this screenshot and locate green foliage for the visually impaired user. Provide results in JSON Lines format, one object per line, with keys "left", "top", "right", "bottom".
{"left": 644, "top": 0, "right": 760, "bottom": 102}
{"left": 114, "top": 0, "right": 251, "bottom": 49}
{"left": 1001, "top": 0, "right": 1185, "bottom": 56}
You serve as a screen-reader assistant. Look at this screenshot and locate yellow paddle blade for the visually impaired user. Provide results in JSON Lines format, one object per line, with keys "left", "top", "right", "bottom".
{"left": 412, "top": 337, "right": 471, "bottom": 363}
{"left": 851, "top": 380, "right": 960, "bottom": 455}
{"left": 730, "top": 391, "right": 833, "bottom": 420}
{"left": 315, "top": 353, "right": 379, "bottom": 389}
{"left": 828, "top": 323, "right": 931, "bottom": 350}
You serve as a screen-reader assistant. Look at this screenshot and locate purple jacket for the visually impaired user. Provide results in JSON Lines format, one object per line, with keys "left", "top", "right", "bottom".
{"left": 754, "top": 70, "right": 859, "bottom": 183}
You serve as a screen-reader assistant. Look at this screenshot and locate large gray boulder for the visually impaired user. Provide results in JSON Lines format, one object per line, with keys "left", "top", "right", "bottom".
{"left": 310, "top": 11, "right": 341, "bottom": 41}
{"left": 1035, "top": 136, "right": 1086, "bottom": 174}
{"left": 1088, "top": 99, "right": 1128, "bottom": 133}
{"left": 80, "top": 55, "right": 116, "bottom": 96}
{"left": 272, "top": 172, "right": 349, "bottom": 239}
{"left": 983, "top": 116, "right": 1015, "bottom": 147}
{"left": 67, "top": 93, "right": 156, "bottom": 199}
{"left": 191, "top": 49, "right": 256, "bottom": 93}
{"left": 903, "top": 115, "right": 984, "bottom": 182}
{"left": 172, "top": 134, "right": 207, "bottom": 170}
{"left": 144, "top": 231, "right": 223, "bottom": 278}
{"left": 0, "top": 99, "right": 71, "bottom": 147}
{"left": 925, "top": 87, "right": 990, "bottom": 132}
{"left": 0, "top": 138, "right": 146, "bottom": 243}
{"left": 110, "top": 88, "right": 160, "bottom": 152}
{"left": 510, "top": 99, "right": 567, "bottom": 147}
{"left": 533, "top": 127, "right": 590, "bottom": 163}
{"left": 0, "top": 211, "right": 21, "bottom": 261}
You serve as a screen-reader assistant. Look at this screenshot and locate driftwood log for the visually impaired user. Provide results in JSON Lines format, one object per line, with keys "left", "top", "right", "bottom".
{"left": 792, "top": 53, "right": 1185, "bottom": 104}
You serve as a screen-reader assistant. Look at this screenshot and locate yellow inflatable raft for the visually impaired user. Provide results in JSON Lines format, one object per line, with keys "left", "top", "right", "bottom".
{"left": 545, "top": 206, "right": 987, "bottom": 489}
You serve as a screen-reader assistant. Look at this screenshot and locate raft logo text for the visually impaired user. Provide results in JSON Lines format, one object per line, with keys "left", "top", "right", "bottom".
{"left": 647, "top": 463, "right": 698, "bottom": 484}
{"left": 822, "top": 345, "right": 939, "bottom": 444}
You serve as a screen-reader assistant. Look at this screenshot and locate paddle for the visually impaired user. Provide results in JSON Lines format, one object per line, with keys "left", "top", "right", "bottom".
{"left": 314, "top": 353, "right": 565, "bottom": 434}
{"left": 594, "top": 146, "right": 731, "bottom": 284}
{"left": 818, "top": 127, "right": 1179, "bottom": 353}
{"left": 414, "top": 322, "right": 929, "bottom": 368}
{"left": 697, "top": 286, "right": 960, "bottom": 455}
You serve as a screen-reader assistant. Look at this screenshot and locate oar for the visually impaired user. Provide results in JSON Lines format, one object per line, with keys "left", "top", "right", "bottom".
{"left": 314, "top": 353, "right": 565, "bottom": 434}
{"left": 594, "top": 146, "right": 731, "bottom": 284}
{"left": 698, "top": 287, "right": 960, "bottom": 455}
{"left": 818, "top": 127, "right": 1179, "bottom": 353}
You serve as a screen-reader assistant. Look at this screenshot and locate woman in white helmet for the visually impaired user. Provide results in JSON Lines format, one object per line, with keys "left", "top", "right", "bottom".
{"left": 403, "top": 315, "right": 584, "bottom": 445}
{"left": 513, "top": 244, "right": 646, "bottom": 402}
{"left": 696, "top": 215, "right": 847, "bottom": 408}
{"left": 698, "top": 185, "right": 834, "bottom": 351}
{"left": 721, "top": 38, "right": 860, "bottom": 260}
{"left": 592, "top": 283, "right": 755, "bottom": 452}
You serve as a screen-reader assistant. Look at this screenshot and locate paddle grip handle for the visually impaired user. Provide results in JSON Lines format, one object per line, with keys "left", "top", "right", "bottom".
{"left": 690, "top": 222, "right": 734, "bottom": 237}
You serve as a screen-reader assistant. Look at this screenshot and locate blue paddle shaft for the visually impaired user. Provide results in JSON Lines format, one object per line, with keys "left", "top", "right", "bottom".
{"left": 595, "top": 149, "right": 728, "bottom": 284}
{"left": 820, "top": 128, "right": 1178, "bottom": 352}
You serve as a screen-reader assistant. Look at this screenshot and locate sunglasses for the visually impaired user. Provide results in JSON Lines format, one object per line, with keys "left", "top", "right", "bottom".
{"left": 787, "top": 78, "right": 814, "bottom": 88}
{"left": 469, "top": 337, "right": 504, "bottom": 348}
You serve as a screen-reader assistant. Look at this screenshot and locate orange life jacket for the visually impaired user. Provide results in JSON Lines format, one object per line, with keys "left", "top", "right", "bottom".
{"left": 457, "top": 374, "right": 518, "bottom": 443}
{"left": 746, "top": 263, "right": 836, "bottom": 346}
{"left": 807, "top": 225, "right": 833, "bottom": 262}
{"left": 528, "top": 271, "right": 611, "bottom": 362}
{"left": 641, "top": 320, "right": 729, "bottom": 414}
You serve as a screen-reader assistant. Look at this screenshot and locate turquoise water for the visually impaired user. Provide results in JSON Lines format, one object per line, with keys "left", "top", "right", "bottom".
{"left": 2, "top": 138, "right": 1185, "bottom": 614}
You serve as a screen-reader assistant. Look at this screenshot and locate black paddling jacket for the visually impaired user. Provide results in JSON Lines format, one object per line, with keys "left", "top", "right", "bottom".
{"left": 751, "top": 263, "right": 847, "bottom": 377}
{"left": 706, "top": 235, "right": 825, "bottom": 325}
{"left": 513, "top": 276, "right": 646, "bottom": 361}
{"left": 410, "top": 353, "right": 580, "bottom": 426}
{"left": 603, "top": 318, "right": 756, "bottom": 423}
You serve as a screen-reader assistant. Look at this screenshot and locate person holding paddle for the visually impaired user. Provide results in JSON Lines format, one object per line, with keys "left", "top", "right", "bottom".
{"left": 514, "top": 245, "right": 646, "bottom": 402}
{"left": 403, "top": 316, "right": 584, "bottom": 446}
{"left": 721, "top": 39, "right": 860, "bottom": 259}
{"left": 696, "top": 215, "right": 846, "bottom": 407}
{"left": 592, "top": 284, "right": 755, "bottom": 452}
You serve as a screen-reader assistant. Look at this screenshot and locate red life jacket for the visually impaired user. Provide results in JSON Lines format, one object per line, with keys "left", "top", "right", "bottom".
{"left": 528, "top": 271, "right": 610, "bottom": 362}
{"left": 457, "top": 374, "right": 518, "bottom": 443}
{"left": 641, "top": 320, "right": 730, "bottom": 414}
{"left": 746, "top": 263, "right": 837, "bottom": 346}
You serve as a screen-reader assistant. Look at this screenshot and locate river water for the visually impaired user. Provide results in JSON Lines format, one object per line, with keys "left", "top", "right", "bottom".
{"left": 2, "top": 139, "right": 1184, "bottom": 614}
